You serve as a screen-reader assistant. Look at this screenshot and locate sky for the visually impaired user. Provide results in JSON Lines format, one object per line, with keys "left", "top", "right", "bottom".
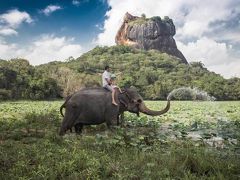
{"left": 0, "top": 0, "right": 239, "bottom": 78}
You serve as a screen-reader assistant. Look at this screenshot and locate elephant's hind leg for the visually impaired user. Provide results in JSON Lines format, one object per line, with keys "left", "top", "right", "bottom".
{"left": 59, "top": 109, "right": 78, "bottom": 136}
{"left": 74, "top": 123, "right": 83, "bottom": 135}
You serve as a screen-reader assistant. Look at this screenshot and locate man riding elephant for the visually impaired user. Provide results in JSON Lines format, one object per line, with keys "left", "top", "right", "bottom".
{"left": 102, "top": 65, "right": 120, "bottom": 106}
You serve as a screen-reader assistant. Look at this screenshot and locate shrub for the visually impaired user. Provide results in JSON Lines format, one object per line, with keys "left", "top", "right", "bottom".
{"left": 163, "top": 16, "right": 170, "bottom": 21}
{"left": 141, "top": 13, "right": 146, "bottom": 19}
{"left": 0, "top": 89, "right": 11, "bottom": 100}
{"left": 150, "top": 16, "right": 161, "bottom": 21}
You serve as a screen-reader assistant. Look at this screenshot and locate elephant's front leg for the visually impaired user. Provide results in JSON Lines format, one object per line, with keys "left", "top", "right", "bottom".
{"left": 117, "top": 114, "right": 120, "bottom": 125}
{"left": 105, "top": 107, "right": 119, "bottom": 131}
{"left": 119, "top": 113, "right": 125, "bottom": 126}
{"left": 106, "top": 116, "right": 118, "bottom": 131}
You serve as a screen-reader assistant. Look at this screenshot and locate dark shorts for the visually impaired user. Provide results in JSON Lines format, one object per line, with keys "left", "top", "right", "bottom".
{"left": 103, "top": 85, "right": 113, "bottom": 92}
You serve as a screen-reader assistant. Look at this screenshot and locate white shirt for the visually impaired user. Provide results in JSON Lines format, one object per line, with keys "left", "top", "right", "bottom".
{"left": 102, "top": 70, "right": 111, "bottom": 87}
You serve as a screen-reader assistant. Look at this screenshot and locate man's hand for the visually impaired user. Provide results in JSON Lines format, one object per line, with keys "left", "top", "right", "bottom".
{"left": 108, "top": 80, "right": 112, "bottom": 85}
{"left": 105, "top": 78, "right": 112, "bottom": 85}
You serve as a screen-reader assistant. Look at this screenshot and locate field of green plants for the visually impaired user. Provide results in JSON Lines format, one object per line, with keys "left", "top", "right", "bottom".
{"left": 0, "top": 100, "right": 239, "bottom": 179}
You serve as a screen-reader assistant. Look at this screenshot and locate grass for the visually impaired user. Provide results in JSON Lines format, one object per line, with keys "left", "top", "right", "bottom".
{"left": 0, "top": 100, "right": 239, "bottom": 179}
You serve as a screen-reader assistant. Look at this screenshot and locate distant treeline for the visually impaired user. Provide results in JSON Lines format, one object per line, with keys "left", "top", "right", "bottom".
{"left": 1, "top": 45, "right": 240, "bottom": 100}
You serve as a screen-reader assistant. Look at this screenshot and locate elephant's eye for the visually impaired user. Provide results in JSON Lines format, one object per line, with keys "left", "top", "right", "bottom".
{"left": 137, "top": 99, "right": 142, "bottom": 103}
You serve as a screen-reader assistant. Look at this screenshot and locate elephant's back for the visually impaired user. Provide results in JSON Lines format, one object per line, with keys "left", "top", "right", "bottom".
{"left": 69, "top": 88, "right": 111, "bottom": 109}
{"left": 76, "top": 87, "right": 109, "bottom": 96}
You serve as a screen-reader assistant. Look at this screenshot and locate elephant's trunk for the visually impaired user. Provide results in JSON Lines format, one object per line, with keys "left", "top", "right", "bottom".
{"left": 139, "top": 100, "right": 170, "bottom": 116}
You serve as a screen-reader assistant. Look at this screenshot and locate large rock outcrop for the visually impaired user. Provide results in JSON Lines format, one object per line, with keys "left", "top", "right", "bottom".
{"left": 116, "top": 13, "right": 188, "bottom": 64}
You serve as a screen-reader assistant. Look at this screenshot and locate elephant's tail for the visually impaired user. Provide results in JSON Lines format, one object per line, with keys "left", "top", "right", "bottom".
{"left": 60, "top": 95, "right": 72, "bottom": 117}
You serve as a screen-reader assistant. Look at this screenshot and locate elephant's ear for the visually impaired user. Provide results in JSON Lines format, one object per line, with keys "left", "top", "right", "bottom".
{"left": 118, "top": 91, "right": 131, "bottom": 107}
{"left": 119, "top": 99, "right": 128, "bottom": 107}
{"left": 130, "top": 86, "right": 138, "bottom": 91}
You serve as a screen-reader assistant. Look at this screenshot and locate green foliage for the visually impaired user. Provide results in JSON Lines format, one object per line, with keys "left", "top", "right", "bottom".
{"left": 128, "top": 17, "right": 149, "bottom": 26}
{"left": 0, "top": 100, "right": 239, "bottom": 179}
{"left": 65, "top": 46, "right": 240, "bottom": 100}
{"left": 28, "top": 77, "right": 60, "bottom": 100}
{"left": 0, "top": 58, "right": 61, "bottom": 100}
{"left": 141, "top": 13, "right": 146, "bottom": 19}
{"left": 150, "top": 16, "right": 162, "bottom": 21}
{"left": 0, "top": 46, "right": 240, "bottom": 100}
{"left": 164, "top": 16, "right": 170, "bottom": 20}
{"left": 0, "top": 89, "right": 11, "bottom": 100}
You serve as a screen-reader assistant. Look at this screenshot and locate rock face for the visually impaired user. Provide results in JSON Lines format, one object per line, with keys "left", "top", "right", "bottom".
{"left": 116, "top": 13, "right": 188, "bottom": 64}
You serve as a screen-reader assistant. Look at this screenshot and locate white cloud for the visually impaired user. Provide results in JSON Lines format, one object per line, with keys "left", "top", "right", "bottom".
{"left": 26, "top": 35, "right": 82, "bottom": 64}
{"left": 212, "top": 30, "right": 240, "bottom": 43}
{"left": 0, "top": 34, "right": 83, "bottom": 65}
{"left": 72, "top": 0, "right": 80, "bottom": 6}
{"left": 96, "top": 0, "right": 236, "bottom": 45}
{"left": 95, "top": 24, "right": 104, "bottom": 31}
{"left": 0, "top": 9, "right": 33, "bottom": 28}
{"left": 177, "top": 37, "right": 229, "bottom": 66}
{"left": 176, "top": 1, "right": 233, "bottom": 38}
{"left": 208, "top": 62, "right": 240, "bottom": 78}
{"left": 95, "top": 0, "right": 240, "bottom": 78}
{"left": 0, "top": 28, "right": 18, "bottom": 36}
{"left": 0, "top": 9, "right": 32, "bottom": 37}
{"left": 0, "top": 39, "right": 25, "bottom": 59}
{"left": 177, "top": 37, "right": 240, "bottom": 78}
{"left": 41, "top": 5, "right": 62, "bottom": 16}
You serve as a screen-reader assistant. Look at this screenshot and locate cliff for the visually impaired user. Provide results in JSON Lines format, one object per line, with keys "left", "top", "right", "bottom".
{"left": 115, "top": 12, "right": 188, "bottom": 64}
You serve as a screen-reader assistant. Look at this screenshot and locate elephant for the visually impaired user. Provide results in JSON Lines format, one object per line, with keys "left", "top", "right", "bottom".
{"left": 59, "top": 87, "right": 170, "bottom": 136}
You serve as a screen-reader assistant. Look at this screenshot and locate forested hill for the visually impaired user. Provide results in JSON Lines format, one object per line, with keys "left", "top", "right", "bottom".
{"left": 0, "top": 45, "right": 240, "bottom": 100}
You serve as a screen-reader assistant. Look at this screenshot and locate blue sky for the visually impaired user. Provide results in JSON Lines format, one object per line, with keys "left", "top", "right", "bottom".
{"left": 0, "top": 0, "right": 239, "bottom": 78}
{"left": 0, "top": 0, "right": 108, "bottom": 48}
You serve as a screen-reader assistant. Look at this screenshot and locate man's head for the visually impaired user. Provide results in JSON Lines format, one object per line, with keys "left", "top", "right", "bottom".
{"left": 105, "top": 65, "right": 110, "bottom": 72}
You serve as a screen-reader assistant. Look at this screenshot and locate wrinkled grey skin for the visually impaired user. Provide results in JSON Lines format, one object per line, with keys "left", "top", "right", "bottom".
{"left": 59, "top": 87, "right": 170, "bottom": 136}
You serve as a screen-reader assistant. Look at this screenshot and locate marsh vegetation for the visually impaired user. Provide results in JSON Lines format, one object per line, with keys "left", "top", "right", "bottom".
{"left": 0, "top": 100, "right": 239, "bottom": 179}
